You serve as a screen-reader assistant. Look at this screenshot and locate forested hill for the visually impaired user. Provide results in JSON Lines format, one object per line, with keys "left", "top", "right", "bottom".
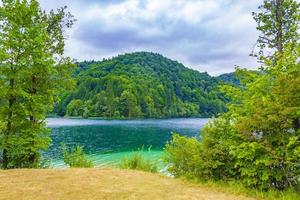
{"left": 54, "top": 52, "right": 227, "bottom": 118}
{"left": 216, "top": 72, "right": 240, "bottom": 85}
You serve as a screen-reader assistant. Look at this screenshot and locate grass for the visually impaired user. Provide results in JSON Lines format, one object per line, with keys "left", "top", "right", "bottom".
{"left": 182, "top": 178, "right": 300, "bottom": 200}
{"left": 119, "top": 151, "right": 158, "bottom": 173}
{"left": 0, "top": 168, "right": 256, "bottom": 200}
{"left": 61, "top": 144, "right": 94, "bottom": 168}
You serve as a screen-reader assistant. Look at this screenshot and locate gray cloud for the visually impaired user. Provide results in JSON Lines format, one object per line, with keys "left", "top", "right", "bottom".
{"left": 39, "top": 0, "right": 261, "bottom": 75}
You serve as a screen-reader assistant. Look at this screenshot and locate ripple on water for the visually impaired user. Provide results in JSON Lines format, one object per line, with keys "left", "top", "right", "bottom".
{"left": 44, "top": 118, "right": 209, "bottom": 169}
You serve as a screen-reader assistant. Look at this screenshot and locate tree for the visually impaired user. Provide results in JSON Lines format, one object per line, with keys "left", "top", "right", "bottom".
{"left": 0, "top": 0, "right": 75, "bottom": 168}
{"left": 223, "top": 44, "right": 300, "bottom": 189}
{"left": 252, "top": 0, "right": 299, "bottom": 60}
{"left": 120, "top": 90, "right": 141, "bottom": 118}
{"left": 144, "top": 96, "right": 157, "bottom": 118}
{"left": 213, "top": 0, "right": 300, "bottom": 189}
{"left": 55, "top": 52, "right": 227, "bottom": 119}
{"left": 253, "top": 0, "right": 300, "bottom": 132}
{"left": 218, "top": 0, "right": 299, "bottom": 189}
{"left": 105, "top": 78, "right": 117, "bottom": 118}
{"left": 66, "top": 99, "right": 85, "bottom": 117}
{"left": 165, "top": 0, "right": 299, "bottom": 191}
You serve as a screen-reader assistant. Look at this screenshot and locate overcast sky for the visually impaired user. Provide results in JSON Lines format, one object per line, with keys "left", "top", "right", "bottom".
{"left": 39, "top": 0, "right": 261, "bottom": 76}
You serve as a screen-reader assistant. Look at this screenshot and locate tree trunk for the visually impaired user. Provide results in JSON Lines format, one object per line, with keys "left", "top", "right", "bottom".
{"left": 275, "top": 0, "right": 283, "bottom": 53}
{"left": 293, "top": 118, "right": 300, "bottom": 131}
{"left": 3, "top": 79, "right": 15, "bottom": 169}
{"left": 28, "top": 75, "right": 38, "bottom": 166}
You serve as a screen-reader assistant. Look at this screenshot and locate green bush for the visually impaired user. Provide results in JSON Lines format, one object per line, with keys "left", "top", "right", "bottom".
{"left": 120, "top": 149, "right": 158, "bottom": 173}
{"left": 61, "top": 144, "right": 93, "bottom": 168}
{"left": 165, "top": 117, "right": 300, "bottom": 193}
{"left": 165, "top": 118, "right": 238, "bottom": 180}
{"left": 164, "top": 133, "right": 202, "bottom": 178}
{"left": 196, "top": 117, "right": 238, "bottom": 180}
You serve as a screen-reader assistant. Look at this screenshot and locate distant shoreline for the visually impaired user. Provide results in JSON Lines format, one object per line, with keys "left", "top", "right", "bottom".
{"left": 46, "top": 117, "right": 210, "bottom": 128}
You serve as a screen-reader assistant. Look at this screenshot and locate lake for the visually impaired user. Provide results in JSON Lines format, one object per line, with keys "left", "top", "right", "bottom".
{"left": 45, "top": 118, "right": 209, "bottom": 169}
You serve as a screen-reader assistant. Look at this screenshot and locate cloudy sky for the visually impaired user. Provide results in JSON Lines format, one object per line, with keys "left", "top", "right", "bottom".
{"left": 39, "top": 0, "right": 261, "bottom": 76}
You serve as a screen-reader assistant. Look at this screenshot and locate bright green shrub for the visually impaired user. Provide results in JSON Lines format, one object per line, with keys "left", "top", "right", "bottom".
{"left": 165, "top": 118, "right": 238, "bottom": 180}
{"left": 230, "top": 142, "right": 274, "bottom": 189}
{"left": 164, "top": 133, "right": 201, "bottom": 178}
{"left": 120, "top": 151, "right": 157, "bottom": 173}
{"left": 62, "top": 144, "right": 93, "bottom": 168}
{"left": 198, "top": 118, "right": 238, "bottom": 180}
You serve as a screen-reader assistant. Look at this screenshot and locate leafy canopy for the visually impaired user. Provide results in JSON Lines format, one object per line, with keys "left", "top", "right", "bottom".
{"left": 165, "top": 0, "right": 300, "bottom": 191}
{"left": 0, "top": 0, "right": 75, "bottom": 168}
{"left": 55, "top": 52, "right": 227, "bottom": 119}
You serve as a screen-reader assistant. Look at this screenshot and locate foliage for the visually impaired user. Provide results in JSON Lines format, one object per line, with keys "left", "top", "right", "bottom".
{"left": 196, "top": 118, "right": 239, "bottom": 180}
{"left": 54, "top": 52, "right": 227, "bottom": 119}
{"left": 61, "top": 144, "right": 93, "bottom": 168}
{"left": 195, "top": 180, "right": 300, "bottom": 200}
{"left": 66, "top": 99, "right": 85, "bottom": 117}
{"left": 165, "top": 120, "right": 238, "bottom": 180}
{"left": 252, "top": 0, "right": 300, "bottom": 59}
{"left": 224, "top": 45, "right": 300, "bottom": 189}
{"left": 120, "top": 148, "right": 158, "bottom": 173}
{"left": 166, "top": 47, "right": 300, "bottom": 190}
{"left": 216, "top": 72, "right": 240, "bottom": 86}
{"left": 0, "top": 0, "right": 75, "bottom": 168}
{"left": 164, "top": 0, "right": 300, "bottom": 192}
{"left": 164, "top": 133, "right": 201, "bottom": 178}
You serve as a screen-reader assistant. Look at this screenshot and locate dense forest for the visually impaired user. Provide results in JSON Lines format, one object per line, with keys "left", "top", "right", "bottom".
{"left": 54, "top": 52, "right": 228, "bottom": 118}
{"left": 216, "top": 72, "right": 240, "bottom": 85}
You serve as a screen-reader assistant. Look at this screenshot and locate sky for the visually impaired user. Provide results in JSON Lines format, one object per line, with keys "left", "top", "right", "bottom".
{"left": 39, "top": 0, "right": 261, "bottom": 76}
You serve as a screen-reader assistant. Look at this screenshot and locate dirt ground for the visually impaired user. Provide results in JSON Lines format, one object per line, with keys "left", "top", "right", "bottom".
{"left": 0, "top": 168, "right": 257, "bottom": 200}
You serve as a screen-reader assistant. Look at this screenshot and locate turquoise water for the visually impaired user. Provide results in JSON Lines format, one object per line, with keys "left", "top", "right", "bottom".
{"left": 45, "top": 118, "right": 209, "bottom": 169}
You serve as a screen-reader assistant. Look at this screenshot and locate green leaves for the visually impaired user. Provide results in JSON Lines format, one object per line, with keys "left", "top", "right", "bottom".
{"left": 165, "top": 0, "right": 300, "bottom": 191}
{"left": 164, "top": 133, "right": 202, "bottom": 178}
{"left": 120, "top": 148, "right": 158, "bottom": 173}
{"left": 0, "top": 0, "right": 74, "bottom": 168}
{"left": 55, "top": 52, "right": 227, "bottom": 119}
{"left": 61, "top": 144, "right": 93, "bottom": 168}
{"left": 253, "top": 0, "right": 300, "bottom": 60}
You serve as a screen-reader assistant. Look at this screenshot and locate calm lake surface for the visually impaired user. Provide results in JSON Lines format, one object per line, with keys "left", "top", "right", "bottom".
{"left": 45, "top": 118, "right": 209, "bottom": 169}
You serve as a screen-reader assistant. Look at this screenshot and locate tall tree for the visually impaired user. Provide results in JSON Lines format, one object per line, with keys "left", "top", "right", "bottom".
{"left": 226, "top": 0, "right": 300, "bottom": 189}
{"left": 165, "top": 0, "right": 300, "bottom": 190}
{"left": 0, "top": 0, "right": 75, "bottom": 168}
{"left": 252, "top": 0, "right": 299, "bottom": 60}
{"left": 222, "top": 0, "right": 300, "bottom": 189}
{"left": 253, "top": 0, "right": 300, "bottom": 130}
{"left": 120, "top": 90, "right": 141, "bottom": 118}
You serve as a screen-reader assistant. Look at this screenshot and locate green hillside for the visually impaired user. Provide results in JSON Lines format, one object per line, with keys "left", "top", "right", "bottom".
{"left": 54, "top": 52, "right": 227, "bottom": 118}
{"left": 216, "top": 72, "right": 240, "bottom": 85}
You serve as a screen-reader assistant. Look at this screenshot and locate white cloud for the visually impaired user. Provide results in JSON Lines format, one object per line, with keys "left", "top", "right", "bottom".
{"left": 39, "top": 0, "right": 261, "bottom": 75}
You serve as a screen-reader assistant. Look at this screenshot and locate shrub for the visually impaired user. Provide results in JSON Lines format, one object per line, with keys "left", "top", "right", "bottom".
{"left": 164, "top": 133, "right": 201, "bottom": 178}
{"left": 165, "top": 118, "right": 238, "bottom": 180}
{"left": 120, "top": 149, "right": 157, "bottom": 173}
{"left": 61, "top": 144, "right": 93, "bottom": 168}
{"left": 197, "top": 117, "right": 238, "bottom": 180}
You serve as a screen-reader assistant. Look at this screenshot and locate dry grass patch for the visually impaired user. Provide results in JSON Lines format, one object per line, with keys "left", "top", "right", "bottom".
{"left": 0, "top": 168, "right": 256, "bottom": 200}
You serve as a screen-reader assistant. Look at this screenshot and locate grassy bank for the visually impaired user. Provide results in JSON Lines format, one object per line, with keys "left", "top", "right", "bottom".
{"left": 0, "top": 168, "right": 255, "bottom": 200}
{"left": 187, "top": 179, "right": 300, "bottom": 200}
